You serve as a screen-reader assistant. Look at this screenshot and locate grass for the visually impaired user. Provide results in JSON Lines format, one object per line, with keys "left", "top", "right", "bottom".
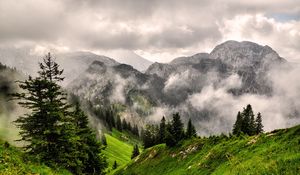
{"left": 115, "top": 125, "right": 300, "bottom": 175}
{"left": 0, "top": 139, "right": 71, "bottom": 175}
{"left": 103, "top": 128, "right": 142, "bottom": 174}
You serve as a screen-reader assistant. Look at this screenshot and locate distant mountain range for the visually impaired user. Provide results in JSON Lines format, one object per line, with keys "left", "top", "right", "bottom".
{"left": 0, "top": 40, "right": 289, "bottom": 134}
{"left": 67, "top": 40, "right": 287, "bottom": 134}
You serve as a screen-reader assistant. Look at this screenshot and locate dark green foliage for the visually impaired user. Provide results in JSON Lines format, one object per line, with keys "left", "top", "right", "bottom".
{"left": 92, "top": 105, "right": 117, "bottom": 131}
{"left": 132, "top": 124, "right": 139, "bottom": 137}
{"left": 142, "top": 113, "right": 197, "bottom": 148}
{"left": 186, "top": 118, "right": 197, "bottom": 138}
{"left": 170, "top": 113, "right": 185, "bottom": 144}
{"left": 73, "top": 103, "right": 108, "bottom": 174}
{"left": 159, "top": 116, "right": 166, "bottom": 143}
{"left": 116, "top": 115, "right": 122, "bottom": 131}
{"left": 12, "top": 53, "right": 107, "bottom": 174}
{"left": 165, "top": 127, "right": 176, "bottom": 147}
{"left": 142, "top": 125, "right": 159, "bottom": 148}
{"left": 112, "top": 161, "right": 118, "bottom": 170}
{"left": 232, "top": 112, "right": 243, "bottom": 135}
{"left": 255, "top": 112, "right": 264, "bottom": 134}
{"left": 122, "top": 119, "right": 128, "bottom": 131}
{"left": 233, "top": 104, "right": 263, "bottom": 136}
{"left": 101, "top": 134, "right": 107, "bottom": 146}
{"left": 131, "top": 144, "right": 140, "bottom": 159}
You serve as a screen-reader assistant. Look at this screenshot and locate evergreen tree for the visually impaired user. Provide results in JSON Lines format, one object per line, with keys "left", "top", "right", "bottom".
{"left": 241, "top": 104, "right": 254, "bottom": 135}
{"left": 255, "top": 112, "right": 264, "bottom": 134}
{"left": 128, "top": 122, "right": 132, "bottom": 133}
{"left": 133, "top": 124, "right": 139, "bottom": 137}
{"left": 101, "top": 134, "right": 107, "bottom": 146}
{"left": 165, "top": 122, "right": 176, "bottom": 147}
{"left": 159, "top": 116, "right": 166, "bottom": 143}
{"left": 116, "top": 114, "right": 122, "bottom": 131}
{"left": 112, "top": 160, "right": 118, "bottom": 170}
{"left": 142, "top": 124, "right": 158, "bottom": 148}
{"left": 131, "top": 144, "right": 140, "bottom": 159}
{"left": 171, "top": 113, "right": 185, "bottom": 143}
{"left": 13, "top": 53, "right": 107, "bottom": 174}
{"left": 249, "top": 113, "right": 256, "bottom": 136}
{"left": 186, "top": 118, "right": 197, "bottom": 138}
{"left": 232, "top": 111, "right": 243, "bottom": 135}
{"left": 122, "top": 119, "right": 128, "bottom": 131}
{"left": 73, "top": 103, "right": 107, "bottom": 174}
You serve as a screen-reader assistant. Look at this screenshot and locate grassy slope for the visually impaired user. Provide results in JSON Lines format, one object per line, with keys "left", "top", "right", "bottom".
{"left": 103, "top": 129, "right": 142, "bottom": 174}
{"left": 115, "top": 125, "right": 300, "bottom": 175}
{"left": 0, "top": 139, "right": 70, "bottom": 175}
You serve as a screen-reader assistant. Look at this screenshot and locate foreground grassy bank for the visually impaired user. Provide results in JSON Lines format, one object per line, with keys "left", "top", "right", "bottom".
{"left": 0, "top": 139, "right": 70, "bottom": 175}
{"left": 116, "top": 125, "right": 300, "bottom": 175}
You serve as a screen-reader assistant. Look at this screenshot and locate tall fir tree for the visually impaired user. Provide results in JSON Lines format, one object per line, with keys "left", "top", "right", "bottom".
{"left": 165, "top": 122, "right": 176, "bottom": 147}
{"left": 112, "top": 160, "right": 118, "bottom": 170}
{"left": 186, "top": 118, "right": 197, "bottom": 138}
{"left": 73, "top": 102, "right": 107, "bottom": 174}
{"left": 13, "top": 53, "right": 107, "bottom": 174}
{"left": 116, "top": 114, "right": 122, "bottom": 131}
{"left": 131, "top": 144, "right": 140, "bottom": 159}
{"left": 159, "top": 116, "right": 166, "bottom": 143}
{"left": 171, "top": 113, "right": 185, "bottom": 143}
{"left": 255, "top": 112, "right": 264, "bottom": 134}
{"left": 241, "top": 104, "right": 254, "bottom": 135}
{"left": 232, "top": 111, "right": 243, "bottom": 135}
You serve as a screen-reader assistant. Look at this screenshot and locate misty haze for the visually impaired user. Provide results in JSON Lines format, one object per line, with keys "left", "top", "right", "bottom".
{"left": 0, "top": 0, "right": 300, "bottom": 175}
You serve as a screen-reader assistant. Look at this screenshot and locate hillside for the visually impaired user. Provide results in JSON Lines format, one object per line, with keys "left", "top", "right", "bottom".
{"left": 115, "top": 124, "right": 300, "bottom": 175}
{"left": 0, "top": 139, "right": 70, "bottom": 175}
{"left": 103, "top": 129, "right": 142, "bottom": 174}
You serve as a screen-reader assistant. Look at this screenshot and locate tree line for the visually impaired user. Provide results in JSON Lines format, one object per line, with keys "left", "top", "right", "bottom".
{"left": 142, "top": 113, "right": 197, "bottom": 148}
{"left": 232, "top": 104, "right": 263, "bottom": 136}
{"left": 12, "top": 53, "right": 107, "bottom": 174}
{"left": 92, "top": 106, "right": 140, "bottom": 137}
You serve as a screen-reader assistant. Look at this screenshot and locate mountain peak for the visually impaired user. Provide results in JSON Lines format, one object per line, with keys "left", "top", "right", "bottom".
{"left": 210, "top": 40, "right": 285, "bottom": 68}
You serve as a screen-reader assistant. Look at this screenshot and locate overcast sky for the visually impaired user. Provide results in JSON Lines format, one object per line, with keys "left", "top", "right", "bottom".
{"left": 0, "top": 0, "right": 299, "bottom": 62}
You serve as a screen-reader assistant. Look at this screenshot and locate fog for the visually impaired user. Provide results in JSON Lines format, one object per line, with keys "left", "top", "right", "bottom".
{"left": 144, "top": 63, "right": 300, "bottom": 135}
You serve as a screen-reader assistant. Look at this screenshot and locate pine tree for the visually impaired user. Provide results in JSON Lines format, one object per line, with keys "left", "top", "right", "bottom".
{"left": 171, "top": 113, "right": 185, "bottom": 143}
{"left": 249, "top": 113, "right": 256, "bottom": 136}
{"left": 133, "top": 124, "right": 139, "bottom": 137}
{"left": 142, "top": 124, "right": 158, "bottom": 148}
{"left": 159, "top": 116, "right": 166, "bottom": 143}
{"left": 165, "top": 122, "right": 176, "bottom": 147}
{"left": 241, "top": 104, "right": 254, "bottom": 135}
{"left": 255, "top": 112, "right": 264, "bottom": 134}
{"left": 13, "top": 53, "right": 107, "bottom": 174}
{"left": 101, "top": 134, "right": 107, "bottom": 146}
{"left": 116, "top": 114, "right": 122, "bottom": 131}
{"left": 232, "top": 111, "right": 243, "bottom": 135}
{"left": 73, "top": 103, "right": 107, "bottom": 174}
{"left": 112, "top": 160, "right": 118, "bottom": 170}
{"left": 131, "top": 144, "right": 140, "bottom": 159}
{"left": 122, "top": 119, "right": 128, "bottom": 131}
{"left": 186, "top": 118, "right": 197, "bottom": 138}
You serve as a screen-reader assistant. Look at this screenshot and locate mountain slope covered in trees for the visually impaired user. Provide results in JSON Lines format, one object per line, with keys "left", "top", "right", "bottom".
{"left": 115, "top": 124, "right": 300, "bottom": 175}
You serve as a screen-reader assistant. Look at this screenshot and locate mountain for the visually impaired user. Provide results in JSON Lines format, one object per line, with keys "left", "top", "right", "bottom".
{"left": 0, "top": 47, "right": 119, "bottom": 85}
{"left": 115, "top": 124, "right": 300, "bottom": 175}
{"left": 105, "top": 50, "right": 153, "bottom": 72}
{"left": 68, "top": 41, "right": 288, "bottom": 134}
